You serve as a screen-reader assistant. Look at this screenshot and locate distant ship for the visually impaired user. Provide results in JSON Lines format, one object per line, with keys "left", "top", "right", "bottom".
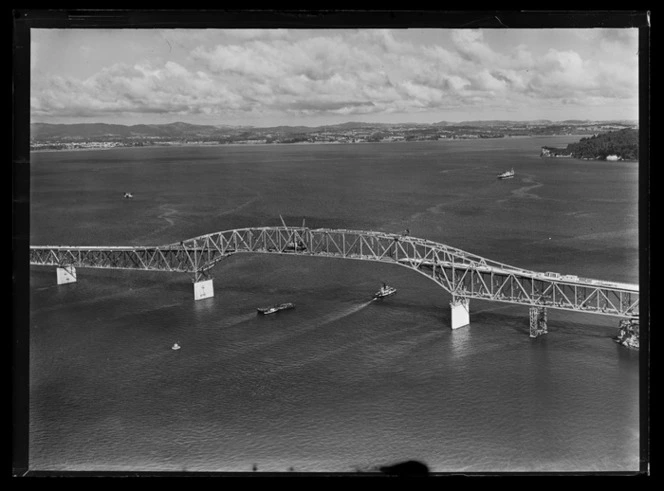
{"left": 172, "top": 343, "right": 181, "bottom": 350}
{"left": 123, "top": 192, "right": 134, "bottom": 199}
{"left": 374, "top": 283, "right": 397, "bottom": 299}
{"left": 497, "top": 168, "right": 515, "bottom": 179}
{"left": 257, "top": 303, "right": 295, "bottom": 315}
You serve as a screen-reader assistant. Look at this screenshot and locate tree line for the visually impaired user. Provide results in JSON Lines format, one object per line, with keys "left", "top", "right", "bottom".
{"left": 565, "top": 128, "right": 639, "bottom": 160}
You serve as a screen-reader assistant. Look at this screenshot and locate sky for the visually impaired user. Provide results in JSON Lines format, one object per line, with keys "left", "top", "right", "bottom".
{"left": 30, "top": 28, "right": 640, "bottom": 127}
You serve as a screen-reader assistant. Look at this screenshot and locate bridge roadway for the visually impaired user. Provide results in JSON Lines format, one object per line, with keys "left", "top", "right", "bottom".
{"left": 30, "top": 226, "right": 639, "bottom": 334}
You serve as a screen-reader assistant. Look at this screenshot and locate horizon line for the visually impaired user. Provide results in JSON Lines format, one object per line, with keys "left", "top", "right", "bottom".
{"left": 31, "top": 118, "right": 640, "bottom": 128}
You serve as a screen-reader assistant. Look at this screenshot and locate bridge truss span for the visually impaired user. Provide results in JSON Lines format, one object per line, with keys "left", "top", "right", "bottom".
{"left": 30, "top": 226, "right": 639, "bottom": 320}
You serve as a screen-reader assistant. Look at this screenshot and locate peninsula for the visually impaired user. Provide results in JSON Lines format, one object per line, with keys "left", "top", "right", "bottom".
{"left": 541, "top": 128, "right": 638, "bottom": 161}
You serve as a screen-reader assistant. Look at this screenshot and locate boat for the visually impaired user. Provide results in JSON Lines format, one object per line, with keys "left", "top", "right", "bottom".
{"left": 123, "top": 192, "right": 134, "bottom": 199}
{"left": 497, "top": 168, "right": 515, "bottom": 179}
{"left": 172, "top": 343, "right": 181, "bottom": 350}
{"left": 257, "top": 302, "right": 295, "bottom": 315}
{"left": 374, "top": 283, "right": 397, "bottom": 299}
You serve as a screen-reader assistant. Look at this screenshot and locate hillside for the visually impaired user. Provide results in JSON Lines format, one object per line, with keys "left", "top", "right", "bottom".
{"left": 30, "top": 120, "right": 639, "bottom": 151}
{"left": 566, "top": 128, "right": 638, "bottom": 160}
{"left": 542, "top": 128, "right": 638, "bottom": 161}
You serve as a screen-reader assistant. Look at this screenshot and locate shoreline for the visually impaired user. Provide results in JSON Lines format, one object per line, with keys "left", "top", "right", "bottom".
{"left": 29, "top": 134, "right": 593, "bottom": 154}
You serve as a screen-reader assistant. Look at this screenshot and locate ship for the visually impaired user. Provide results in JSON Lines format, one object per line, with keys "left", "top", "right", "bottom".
{"left": 497, "top": 168, "right": 515, "bottom": 179}
{"left": 374, "top": 283, "right": 397, "bottom": 299}
{"left": 172, "top": 343, "right": 181, "bottom": 350}
{"left": 123, "top": 192, "right": 134, "bottom": 199}
{"left": 257, "top": 303, "right": 295, "bottom": 315}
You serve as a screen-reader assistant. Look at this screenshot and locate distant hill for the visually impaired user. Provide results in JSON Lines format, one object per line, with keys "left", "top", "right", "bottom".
{"left": 30, "top": 120, "right": 639, "bottom": 149}
{"left": 31, "top": 121, "right": 224, "bottom": 140}
{"left": 456, "top": 119, "right": 553, "bottom": 126}
{"left": 30, "top": 120, "right": 434, "bottom": 141}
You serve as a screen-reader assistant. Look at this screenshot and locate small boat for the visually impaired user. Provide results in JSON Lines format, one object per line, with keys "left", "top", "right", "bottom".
{"left": 374, "top": 283, "right": 397, "bottom": 299}
{"left": 257, "top": 302, "right": 295, "bottom": 315}
{"left": 123, "top": 192, "right": 134, "bottom": 199}
{"left": 172, "top": 343, "right": 181, "bottom": 350}
{"left": 497, "top": 168, "right": 515, "bottom": 179}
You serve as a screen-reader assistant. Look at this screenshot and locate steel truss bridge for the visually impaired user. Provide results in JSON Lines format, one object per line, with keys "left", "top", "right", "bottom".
{"left": 30, "top": 226, "right": 639, "bottom": 322}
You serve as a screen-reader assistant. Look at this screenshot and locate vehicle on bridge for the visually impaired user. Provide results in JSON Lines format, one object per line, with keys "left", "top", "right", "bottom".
{"left": 374, "top": 283, "right": 397, "bottom": 299}
{"left": 257, "top": 303, "right": 295, "bottom": 315}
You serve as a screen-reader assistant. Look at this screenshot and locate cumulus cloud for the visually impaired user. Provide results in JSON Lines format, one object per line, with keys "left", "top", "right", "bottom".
{"left": 32, "top": 60, "right": 247, "bottom": 119}
{"left": 31, "top": 28, "right": 640, "bottom": 123}
{"left": 450, "top": 29, "right": 497, "bottom": 63}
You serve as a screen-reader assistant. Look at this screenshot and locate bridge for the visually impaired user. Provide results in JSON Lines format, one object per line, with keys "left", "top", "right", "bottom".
{"left": 30, "top": 225, "right": 639, "bottom": 339}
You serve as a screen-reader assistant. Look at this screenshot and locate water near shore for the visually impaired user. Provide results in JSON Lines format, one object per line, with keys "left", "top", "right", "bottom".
{"left": 28, "top": 137, "right": 640, "bottom": 473}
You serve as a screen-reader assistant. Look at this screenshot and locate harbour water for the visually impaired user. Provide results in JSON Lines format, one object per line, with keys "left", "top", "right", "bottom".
{"left": 28, "top": 137, "right": 641, "bottom": 473}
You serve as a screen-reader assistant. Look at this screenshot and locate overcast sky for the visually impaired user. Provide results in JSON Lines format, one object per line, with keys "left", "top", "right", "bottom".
{"left": 30, "top": 28, "right": 640, "bottom": 127}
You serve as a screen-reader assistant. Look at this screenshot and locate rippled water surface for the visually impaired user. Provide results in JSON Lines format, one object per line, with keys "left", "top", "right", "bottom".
{"left": 29, "top": 138, "right": 640, "bottom": 473}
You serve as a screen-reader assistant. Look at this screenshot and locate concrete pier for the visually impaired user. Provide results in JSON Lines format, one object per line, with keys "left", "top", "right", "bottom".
{"left": 193, "top": 279, "right": 214, "bottom": 300}
{"left": 450, "top": 297, "right": 470, "bottom": 329}
{"left": 529, "top": 306, "right": 548, "bottom": 338}
{"left": 56, "top": 266, "right": 77, "bottom": 285}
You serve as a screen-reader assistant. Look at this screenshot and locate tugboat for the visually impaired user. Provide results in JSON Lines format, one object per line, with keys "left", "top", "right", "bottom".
{"left": 257, "top": 303, "right": 295, "bottom": 315}
{"left": 172, "top": 343, "right": 181, "bottom": 350}
{"left": 374, "top": 283, "right": 397, "bottom": 299}
{"left": 497, "top": 168, "right": 515, "bottom": 179}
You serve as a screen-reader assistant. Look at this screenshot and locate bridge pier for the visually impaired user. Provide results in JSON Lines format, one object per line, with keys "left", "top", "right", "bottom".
{"left": 529, "top": 306, "right": 548, "bottom": 338}
{"left": 193, "top": 279, "right": 214, "bottom": 301}
{"left": 450, "top": 297, "right": 470, "bottom": 329}
{"left": 56, "top": 265, "right": 77, "bottom": 285}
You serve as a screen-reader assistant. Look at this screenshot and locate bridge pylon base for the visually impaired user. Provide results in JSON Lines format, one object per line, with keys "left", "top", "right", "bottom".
{"left": 529, "top": 306, "right": 548, "bottom": 338}
{"left": 56, "top": 266, "right": 77, "bottom": 285}
{"left": 193, "top": 279, "right": 214, "bottom": 301}
{"left": 450, "top": 297, "right": 470, "bottom": 329}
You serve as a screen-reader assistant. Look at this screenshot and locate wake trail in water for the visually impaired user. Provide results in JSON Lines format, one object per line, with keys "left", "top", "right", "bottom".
{"left": 314, "top": 300, "right": 375, "bottom": 329}
{"left": 495, "top": 174, "right": 544, "bottom": 204}
{"left": 134, "top": 204, "right": 179, "bottom": 242}
{"left": 35, "top": 285, "right": 59, "bottom": 292}
{"left": 217, "top": 299, "right": 378, "bottom": 368}
{"left": 510, "top": 174, "right": 543, "bottom": 200}
{"left": 218, "top": 312, "right": 258, "bottom": 328}
{"left": 217, "top": 196, "right": 259, "bottom": 217}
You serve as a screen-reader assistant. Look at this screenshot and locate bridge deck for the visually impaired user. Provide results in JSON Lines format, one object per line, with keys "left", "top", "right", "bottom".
{"left": 30, "top": 226, "right": 639, "bottom": 318}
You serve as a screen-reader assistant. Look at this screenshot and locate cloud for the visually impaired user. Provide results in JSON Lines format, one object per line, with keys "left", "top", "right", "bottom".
{"left": 32, "top": 60, "right": 248, "bottom": 119}
{"left": 224, "top": 28, "right": 290, "bottom": 41}
{"left": 31, "top": 28, "right": 640, "bottom": 123}
{"left": 450, "top": 29, "right": 500, "bottom": 64}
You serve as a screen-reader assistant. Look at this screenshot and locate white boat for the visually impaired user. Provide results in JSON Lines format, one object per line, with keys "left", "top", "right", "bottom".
{"left": 497, "top": 168, "right": 515, "bottom": 179}
{"left": 172, "top": 343, "right": 181, "bottom": 350}
{"left": 123, "top": 192, "right": 134, "bottom": 199}
{"left": 374, "top": 283, "right": 397, "bottom": 299}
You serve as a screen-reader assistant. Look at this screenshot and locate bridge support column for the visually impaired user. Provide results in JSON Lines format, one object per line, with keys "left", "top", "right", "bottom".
{"left": 450, "top": 297, "right": 470, "bottom": 329}
{"left": 529, "top": 307, "right": 547, "bottom": 338}
{"left": 615, "top": 319, "right": 639, "bottom": 349}
{"left": 56, "top": 265, "right": 77, "bottom": 285}
{"left": 193, "top": 279, "right": 214, "bottom": 301}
